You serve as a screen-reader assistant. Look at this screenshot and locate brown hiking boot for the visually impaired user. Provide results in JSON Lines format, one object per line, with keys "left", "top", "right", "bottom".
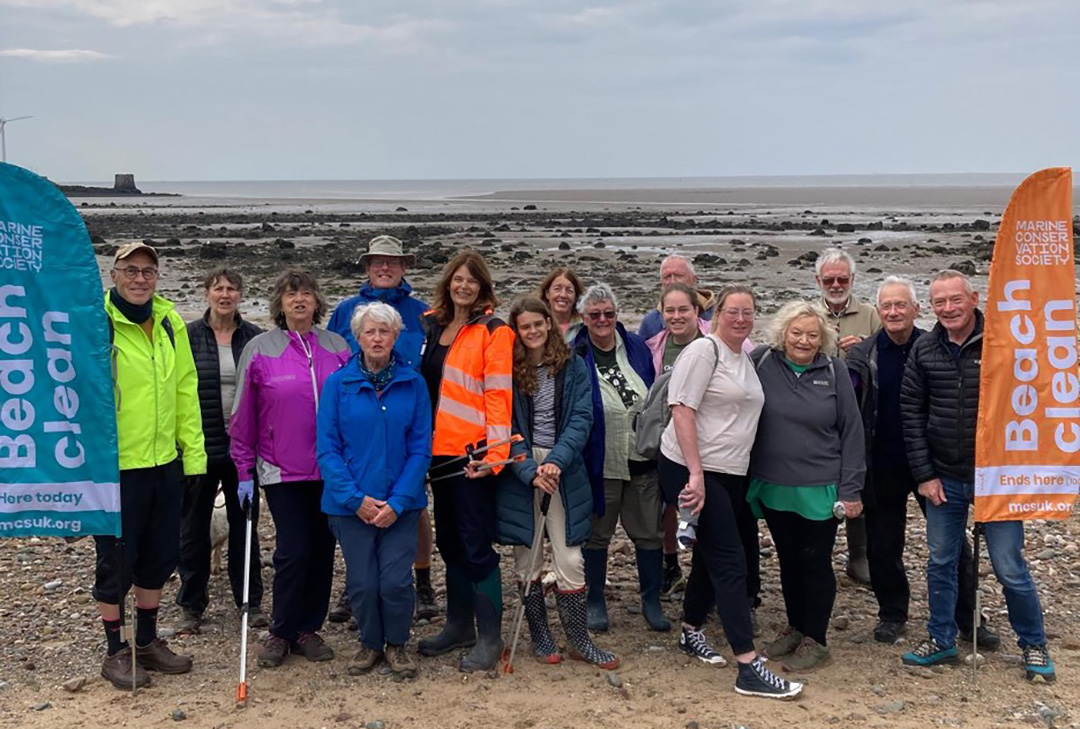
{"left": 136, "top": 638, "right": 193, "bottom": 674}
{"left": 384, "top": 644, "right": 417, "bottom": 680}
{"left": 762, "top": 625, "right": 803, "bottom": 659}
{"left": 294, "top": 632, "right": 334, "bottom": 662}
{"left": 781, "top": 636, "right": 832, "bottom": 672}
{"left": 347, "top": 645, "right": 382, "bottom": 675}
{"left": 175, "top": 609, "right": 202, "bottom": 635}
{"left": 258, "top": 635, "right": 290, "bottom": 668}
{"left": 247, "top": 607, "right": 270, "bottom": 629}
{"left": 101, "top": 647, "right": 151, "bottom": 690}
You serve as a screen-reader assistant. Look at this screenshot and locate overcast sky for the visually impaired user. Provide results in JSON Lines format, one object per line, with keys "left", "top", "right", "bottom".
{"left": 1, "top": 0, "right": 1077, "bottom": 182}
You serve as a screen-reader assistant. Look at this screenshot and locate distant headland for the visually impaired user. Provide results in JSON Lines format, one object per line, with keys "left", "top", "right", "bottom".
{"left": 57, "top": 173, "right": 179, "bottom": 197}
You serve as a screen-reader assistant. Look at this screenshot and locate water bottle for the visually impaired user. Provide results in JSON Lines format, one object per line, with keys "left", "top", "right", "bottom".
{"left": 832, "top": 501, "right": 847, "bottom": 521}
{"left": 676, "top": 487, "right": 699, "bottom": 550}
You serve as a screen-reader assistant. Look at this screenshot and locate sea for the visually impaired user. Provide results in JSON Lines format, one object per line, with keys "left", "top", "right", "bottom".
{"left": 68, "top": 173, "right": 1030, "bottom": 201}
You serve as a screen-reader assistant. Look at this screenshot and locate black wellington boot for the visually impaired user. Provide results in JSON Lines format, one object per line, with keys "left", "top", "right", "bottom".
{"left": 459, "top": 568, "right": 504, "bottom": 673}
{"left": 418, "top": 564, "right": 476, "bottom": 657}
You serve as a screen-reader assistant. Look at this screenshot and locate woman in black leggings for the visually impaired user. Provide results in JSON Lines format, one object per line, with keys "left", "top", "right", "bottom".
{"left": 657, "top": 285, "right": 801, "bottom": 701}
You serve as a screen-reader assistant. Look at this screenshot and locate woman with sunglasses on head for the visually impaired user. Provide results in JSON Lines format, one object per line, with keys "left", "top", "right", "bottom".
{"left": 657, "top": 285, "right": 803, "bottom": 700}
{"left": 416, "top": 250, "right": 515, "bottom": 673}
{"left": 495, "top": 296, "right": 618, "bottom": 668}
{"left": 571, "top": 284, "right": 669, "bottom": 634}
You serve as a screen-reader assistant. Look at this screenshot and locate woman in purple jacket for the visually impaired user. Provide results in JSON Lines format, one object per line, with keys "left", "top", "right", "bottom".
{"left": 230, "top": 269, "right": 351, "bottom": 668}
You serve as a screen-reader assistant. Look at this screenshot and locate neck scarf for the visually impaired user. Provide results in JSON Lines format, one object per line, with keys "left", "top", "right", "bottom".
{"left": 110, "top": 287, "right": 153, "bottom": 324}
{"left": 360, "top": 353, "right": 396, "bottom": 393}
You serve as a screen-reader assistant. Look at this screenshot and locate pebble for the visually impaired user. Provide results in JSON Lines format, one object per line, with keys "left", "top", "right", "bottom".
{"left": 912, "top": 667, "right": 938, "bottom": 679}
{"left": 1036, "top": 703, "right": 1061, "bottom": 723}
{"left": 607, "top": 673, "right": 622, "bottom": 688}
{"left": 1036, "top": 549, "right": 1056, "bottom": 560}
{"left": 1000, "top": 654, "right": 1023, "bottom": 665}
{"left": 365, "top": 722, "right": 385, "bottom": 729}
{"left": 159, "top": 628, "right": 177, "bottom": 638}
{"left": 832, "top": 616, "right": 850, "bottom": 630}
{"left": 686, "top": 722, "right": 700, "bottom": 729}
{"left": 877, "top": 700, "right": 905, "bottom": 714}
{"left": 171, "top": 708, "right": 187, "bottom": 721}
{"left": 43, "top": 579, "right": 63, "bottom": 591}
{"left": 869, "top": 684, "right": 886, "bottom": 696}
{"left": 34, "top": 701, "right": 51, "bottom": 711}
{"left": 963, "top": 653, "right": 985, "bottom": 667}
{"left": 62, "top": 676, "right": 87, "bottom": 692}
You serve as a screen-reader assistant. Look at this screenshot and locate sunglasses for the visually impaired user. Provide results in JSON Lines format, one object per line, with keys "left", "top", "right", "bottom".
{"left": 586, "top": 309, "right": 617, "bottom": 321}
{"left": 821, "top": 276, "right": 850, "bottom": 286}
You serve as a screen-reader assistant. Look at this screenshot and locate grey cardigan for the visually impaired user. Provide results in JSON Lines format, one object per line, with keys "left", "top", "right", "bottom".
{"left": 749, "top": 346, "right": 866, "bottom": 502}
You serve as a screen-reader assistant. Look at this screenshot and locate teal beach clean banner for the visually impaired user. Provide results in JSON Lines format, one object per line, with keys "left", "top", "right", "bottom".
{"left": 0, "top": 163, "right": 120, "bottom": 537}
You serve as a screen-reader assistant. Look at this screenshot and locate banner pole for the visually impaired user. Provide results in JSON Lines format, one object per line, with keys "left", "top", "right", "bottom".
{"left": 972, "top": 522, "right": 981, "bottom": 685}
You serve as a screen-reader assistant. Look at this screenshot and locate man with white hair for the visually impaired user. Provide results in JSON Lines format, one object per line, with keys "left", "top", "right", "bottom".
{"left": 847, "top": 277, "right": 998, "bottom": 648}
{"left": 815, "top": 247, "right": 881, "bottom": 360}
{"left": 814, "top": 247, "right": 880, "bottom": 584}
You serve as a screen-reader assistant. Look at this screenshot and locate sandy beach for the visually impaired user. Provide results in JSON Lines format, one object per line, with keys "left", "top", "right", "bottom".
{"left": 0, "top": 181, "right": 1076, "bottom": 729}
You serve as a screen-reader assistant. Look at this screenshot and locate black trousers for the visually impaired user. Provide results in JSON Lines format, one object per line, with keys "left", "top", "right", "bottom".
{"left": 176, "top": 458, "right": 263, "bottom": 614}
{"left": 865, "top": 466, "right": 976, "bottom": 625}
{"left": 658, "top": 455, "right": 755, "bottom": 655}
{"left": 737, "top": 500, "right": 761, "bottom": 608}
{"left": 763, "top": 506, "right": 839, "bottom": 646}
{"left": 430, "top": 456, "right": 499, "bottom": 583}
{"left": 93, "top": 461, "right": 182, "bottom": 604}
{"left": 263, "top": 481, "right": 335, "bottom": 642}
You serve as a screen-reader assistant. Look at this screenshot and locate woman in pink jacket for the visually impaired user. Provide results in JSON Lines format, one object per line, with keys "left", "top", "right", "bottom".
{"left": 230, "top": 269, "right": 351, "bottom": 669}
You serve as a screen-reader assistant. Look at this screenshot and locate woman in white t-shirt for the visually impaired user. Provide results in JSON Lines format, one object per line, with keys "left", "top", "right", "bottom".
{"left": 657, "top": 285, "right": 802, "bottom": 701}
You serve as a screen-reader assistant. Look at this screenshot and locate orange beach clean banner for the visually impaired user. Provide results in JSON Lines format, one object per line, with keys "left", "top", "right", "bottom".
{"left": 974, "top": 167, "right": 1079, "bottom": 523}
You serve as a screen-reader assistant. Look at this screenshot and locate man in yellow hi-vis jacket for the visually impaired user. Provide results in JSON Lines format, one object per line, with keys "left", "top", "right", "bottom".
{"left": 95, "top": 241, "right": 206, "bottom": 690}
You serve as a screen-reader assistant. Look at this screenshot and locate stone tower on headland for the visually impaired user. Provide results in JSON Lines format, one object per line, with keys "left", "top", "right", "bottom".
{"left": 113, "top": 174, "right": 139, "bottom": 193}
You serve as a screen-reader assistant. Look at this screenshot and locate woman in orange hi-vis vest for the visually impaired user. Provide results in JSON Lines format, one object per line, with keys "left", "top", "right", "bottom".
{"left": 416, "top": 250, "right": 515, "bottom": 673}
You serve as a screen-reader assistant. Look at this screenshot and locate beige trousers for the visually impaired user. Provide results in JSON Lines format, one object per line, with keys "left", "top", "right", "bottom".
{"left": 512, "top": 447, "right": 586, "bottom": 589}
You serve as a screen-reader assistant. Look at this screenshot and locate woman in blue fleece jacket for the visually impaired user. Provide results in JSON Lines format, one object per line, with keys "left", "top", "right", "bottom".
{"left": 317, "top": 302, "right": 432, "bottom": 680}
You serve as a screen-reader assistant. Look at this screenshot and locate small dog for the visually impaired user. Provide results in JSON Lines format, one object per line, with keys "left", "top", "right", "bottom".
{"left": 210, "top": 488, "right": 228, "bottom": 574}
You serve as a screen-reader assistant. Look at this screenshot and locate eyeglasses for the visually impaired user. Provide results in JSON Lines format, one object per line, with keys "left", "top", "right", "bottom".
{"left": 367, "top": 257, "right": 403, "bottom": 269}
{"left": 821, "top": 276, "right": 850, "bottom": 286}
{"left": 879, "top": 302, "right": 910, "bottom": 312}
{"left": 115, "top": 266, "right": 159, "bottom": 281}
{"left": 586, "top": 309, "right": 617, "bottom": 321}
{"left": 720, "top": 308, "right": 755, "bottom": 320}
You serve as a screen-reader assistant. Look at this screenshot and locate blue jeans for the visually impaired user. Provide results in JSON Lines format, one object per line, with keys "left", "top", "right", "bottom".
{"left": 925, "top": 477, "right": 1046, "bottom": 648}
{"left": 329, "top": 509, "right": 420, "bottom": 649}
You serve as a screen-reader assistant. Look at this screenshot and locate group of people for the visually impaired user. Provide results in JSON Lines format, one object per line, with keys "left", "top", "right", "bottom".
{"left": 94, "top": 235, "right": 1059, "bottom": 698}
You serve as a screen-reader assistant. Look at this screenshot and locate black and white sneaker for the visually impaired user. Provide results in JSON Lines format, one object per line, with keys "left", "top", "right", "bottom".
{"left": 679, "top": 626, "right": 727, "bottom": 665}
{"left": 735, "top": 657, "right": 803, "bottom": 700}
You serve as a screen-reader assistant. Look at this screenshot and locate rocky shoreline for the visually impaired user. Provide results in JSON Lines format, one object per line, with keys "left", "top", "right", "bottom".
{"left": 76, "top": 202, "right": 1070, "bottom": 330}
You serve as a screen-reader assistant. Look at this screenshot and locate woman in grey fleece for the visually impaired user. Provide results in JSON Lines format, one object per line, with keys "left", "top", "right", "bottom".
{"left": 748, "top": 301, "right": 865, "bottom": 672}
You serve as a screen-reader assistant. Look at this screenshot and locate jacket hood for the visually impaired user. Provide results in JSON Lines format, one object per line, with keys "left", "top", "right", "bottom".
{"left": 358, "top": 279, "right": 414, "bottom": 304}
{"left": 338, "top": 352, "right": 422, "bottom": 387}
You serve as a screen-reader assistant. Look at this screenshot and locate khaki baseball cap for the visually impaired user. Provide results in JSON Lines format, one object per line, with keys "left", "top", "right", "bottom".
{"left": 113, "top": 241, "right": 159, "bottom": 266}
